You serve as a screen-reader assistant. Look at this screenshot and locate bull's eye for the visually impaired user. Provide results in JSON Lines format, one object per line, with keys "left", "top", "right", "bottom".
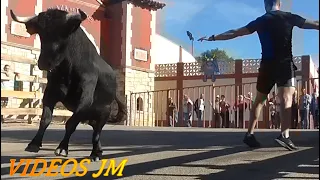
{"left": 52, "top": 43, "right": 59, "bottom": 51}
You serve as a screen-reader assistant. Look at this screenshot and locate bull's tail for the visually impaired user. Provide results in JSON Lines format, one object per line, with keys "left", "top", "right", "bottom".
{"left": 108, "top": 95, "right": 127, "bottom": 124}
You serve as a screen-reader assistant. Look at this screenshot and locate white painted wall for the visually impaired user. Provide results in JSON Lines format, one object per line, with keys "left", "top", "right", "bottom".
{"left": 1, "top": 0, "right": 8, "bottom": 42}
{"left": 309, "top": 56, "right": 319, "bottom": 90}
{"left": 34, "top": 0, "right": 42, "bottom": 49}
{"left": 153, "top": 34, "right": 196, "bottom": 64}
{"left": 80, "top": 25, "right": 100, "bottom": 54}
{"left": 125, "top": 3, "right": 133, "bottom": 67}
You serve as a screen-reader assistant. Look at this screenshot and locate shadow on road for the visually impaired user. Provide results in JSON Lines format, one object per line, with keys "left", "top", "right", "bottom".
{"left": 1, "top": 127, "right": 319, "bottom": 179}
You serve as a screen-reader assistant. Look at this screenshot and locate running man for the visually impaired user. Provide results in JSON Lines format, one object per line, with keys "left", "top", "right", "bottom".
{"left": 198, "top": 0, "right": 319, "bottom": 150}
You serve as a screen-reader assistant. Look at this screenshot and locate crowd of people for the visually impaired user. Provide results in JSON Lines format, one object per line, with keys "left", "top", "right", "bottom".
{"left": 167, "top": 92, "right": 254, "bottom": 128}
{"left": 167, "top": 88, "right": 319, "bottom": 129}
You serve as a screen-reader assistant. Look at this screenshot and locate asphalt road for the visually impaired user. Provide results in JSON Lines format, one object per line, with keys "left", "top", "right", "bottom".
{"left": 1, "top": 124, "right": 319, "bottom": 180}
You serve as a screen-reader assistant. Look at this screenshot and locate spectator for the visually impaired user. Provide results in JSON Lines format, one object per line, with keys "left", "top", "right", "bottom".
{"left": 211, "top": 95, "right": 221, "bottom": 128}
{"left": 183, "top": 94, "right": 193, "bottom": 127}
{"left": 1, "top": 65, "right": 14, "bottom": 90}
{"left": 220, "top": 95, "right": 230, "bottom": 128}
{"left": 275, "top": 94, "right": 281, "bottom": 128}
{"left": 194, "top": 93, "right": 205, "bottom": 127}
{"left": 291, "top": 90, "right": 299, "bottom": 129}
{"left": 1, "top": 64, "right": 21, "bottom": 91}
{"left": 269, "top": 92, "right": 277, "bottom": 129}
{"left": 1, "top": 65, "right": 16, "bottom": 108}
{"left": 234, "top": 95, "right": 247, "bottom": 128}
{"left": 245, "top": 92, "right": 254, "bottom": 110}
{"left": 167, "top": 97, "right": 177, "bottom": 127}
{"left": 1, "top": 64, "right": 19, "bottom": 123}
{"left": 299, "top": 88, "right": 311, "bottom": 129}
{"left": 310, "top": 89, "right": 319, "bottom": 129}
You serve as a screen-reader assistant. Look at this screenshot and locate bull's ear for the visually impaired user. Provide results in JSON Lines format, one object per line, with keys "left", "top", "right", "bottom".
{"left": 10, "top": 9, "right": 39, "bottom": 35}
{"left": 64, "top": 9, "right": 87, "bottom": 35}
{"left": 25, "top": 21, "right": 39, "bottom": 35}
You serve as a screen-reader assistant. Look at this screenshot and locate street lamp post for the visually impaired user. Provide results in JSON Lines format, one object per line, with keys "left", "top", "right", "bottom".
{"left": 191, "top": 38, "right": 194, "bottom": 56}
{"left": 186, "top": 31, "right": 194, "bottom": 56}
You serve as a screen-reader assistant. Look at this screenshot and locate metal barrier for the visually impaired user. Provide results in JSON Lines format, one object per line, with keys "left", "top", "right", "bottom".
{"left": 295, "top": 78, "right": 319, "bottom": 129}
{"left": 128, "top": 82, "right": 263, "bottom": 128}
{"left": 128, "top": 77, "right": 319, "bottom": 129}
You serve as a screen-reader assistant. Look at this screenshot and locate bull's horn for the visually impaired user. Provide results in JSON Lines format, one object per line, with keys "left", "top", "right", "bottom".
{"left": 66, "top": 9, "right": 87, "bottom": 21}
{"left": 10, "top": 9, "right": 37, "bottom": 23}
{"left": 96, "top": 0, "right": 106, "bottom": 7}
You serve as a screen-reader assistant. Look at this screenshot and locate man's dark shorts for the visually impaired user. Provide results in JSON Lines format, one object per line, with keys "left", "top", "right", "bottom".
{"left": 256, "top": 60, "right": 297, "bottom": 94}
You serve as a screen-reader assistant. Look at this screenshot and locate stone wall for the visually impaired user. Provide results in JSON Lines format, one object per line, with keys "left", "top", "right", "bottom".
{"left": 125, "top": 68, "right": 155, "bottom": 126}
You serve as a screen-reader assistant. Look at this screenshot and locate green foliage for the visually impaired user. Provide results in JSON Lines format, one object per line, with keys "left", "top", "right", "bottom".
{"left": 196, "top": 48, "right": 234, "bottom": 63}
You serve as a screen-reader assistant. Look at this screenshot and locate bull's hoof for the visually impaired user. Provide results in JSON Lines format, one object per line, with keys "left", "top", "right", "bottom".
{"left": 25, "top": 144, "right": 40, "bottom": 153}
{"left": 90, "top": 151, "right": 102, "bottom": 162}
{"left": 90, "top": 156, "right": 101, "bottom": 162}
{"left": 54, "top": 148, "right": 68, "bottom": 157}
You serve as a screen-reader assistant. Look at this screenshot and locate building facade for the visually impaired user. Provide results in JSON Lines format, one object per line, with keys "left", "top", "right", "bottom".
{"left": 1, "top": 0, "right": 167, "bottom": 124}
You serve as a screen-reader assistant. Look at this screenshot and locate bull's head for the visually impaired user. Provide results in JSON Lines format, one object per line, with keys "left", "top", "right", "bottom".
{"left": 10, "top": 9, "right": 87, "bottom": 71}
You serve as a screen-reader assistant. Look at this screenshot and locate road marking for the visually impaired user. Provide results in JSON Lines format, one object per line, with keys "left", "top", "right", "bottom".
{"left": 297, "top": 164, "right": 319, "bottom": 168}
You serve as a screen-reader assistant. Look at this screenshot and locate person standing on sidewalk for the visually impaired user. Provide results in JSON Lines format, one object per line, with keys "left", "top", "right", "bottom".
{"left": 299, "top": 88, "right": 311, "bottom": 129}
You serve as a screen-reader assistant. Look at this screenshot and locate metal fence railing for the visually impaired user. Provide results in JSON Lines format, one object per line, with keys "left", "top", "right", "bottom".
{"left": 128, "top": 78, "right": 319, "bottom": 129}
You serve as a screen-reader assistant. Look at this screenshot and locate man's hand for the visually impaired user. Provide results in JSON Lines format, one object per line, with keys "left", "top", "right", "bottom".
{"left": 198, "top": 36, "right": 209, "bottom": 42}
{"left": 198, "top": 35, "right": 214, "bottom": 42}
{"left": 14, "top": 72, "right": 20, "bottom": 78}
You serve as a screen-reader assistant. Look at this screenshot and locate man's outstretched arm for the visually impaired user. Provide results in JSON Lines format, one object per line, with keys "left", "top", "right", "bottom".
{"left": 214, "top": 27, "right": 253, "bottom": 40}
{"left": 198, "top": 26, "right": 253, "bottom": 41}
{"left": 290, "top": 13, "right": 319, "bottom": 30}
{"left": 198, "top": 18, "right": 261, "bottom": 42}
{"left": 301, "top": 20, "right": 319, "bottom": 30}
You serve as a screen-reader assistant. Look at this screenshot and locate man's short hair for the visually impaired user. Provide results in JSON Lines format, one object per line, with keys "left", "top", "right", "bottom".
{"left": 264, "top": 0, "right": 280, "bottom": 7}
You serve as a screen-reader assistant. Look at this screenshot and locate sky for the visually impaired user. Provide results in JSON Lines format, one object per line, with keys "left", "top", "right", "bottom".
{"left": 156, "top": 0, "right": 319, "bottom": 66}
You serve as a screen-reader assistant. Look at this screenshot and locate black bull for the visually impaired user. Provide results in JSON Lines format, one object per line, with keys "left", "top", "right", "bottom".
{"left": 10, "top": 9, "right": 127, "bottom": 161}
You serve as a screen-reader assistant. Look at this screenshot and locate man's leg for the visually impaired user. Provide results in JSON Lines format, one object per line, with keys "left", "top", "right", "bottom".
{"left": 274, "top": 85, "right": 298, "bottom": 150}
{"left": 316, "top": 110, "right": 319, "bottom": 128}
{"left": 244, "top": 63, "right": 274, "bottom": 148}
{"left": 243, "top": 90, "right": 268, "bottom": 147}
{"left": 292, "top": 110, "right": 296, "bottom": 129}
{"left": 239, "top": 111, "right": 244, "bottom": 129}
{"left": 311, "top": 111, "right": 316, "bottom": 128}
{"left": 226, "top": 111, "right": 230, "bottom": 128}
{"left": 234, "top": 111, "right": 238, "bottom": 128}
{"left": 270, "top": 114, "right": 274, "bottom": 129}
{"left": 277, "top": 87, "right": 295, "bottom": 136}
{"left": 183, "top": 113, "right": 188, "bottom": 127}
{"left": 203, "top": 75, "right": 207, "bottom": 82}
{"left": 201, "top": 110, "right": 204, "bottom": 127}
{"left": 219, "top": 113, "right": 222, "bottom": 128}
{"left": 185, "top": 112, "right": 192, "bottom": 127}
{"left": 198, "top": 110, "right": 203, "bottom": 127}
{"left": 300, "top": 110, "right": 304, "bottom": 129}
{"left": 215, "top": 113, "right": 219, "bottom": 128}
{"left": 306, "top": 109, "right": 310, "bottom": 129}
{"left": 247, "top": 91, "right": 268, "bottom": 134}
{"left": 220, "top": 112, "right": 225, "bottom": 128}
{"left": 277, "top": 112, "right": 281, "bottom": 129}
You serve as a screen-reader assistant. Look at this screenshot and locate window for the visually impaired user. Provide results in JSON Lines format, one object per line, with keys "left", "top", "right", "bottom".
{"left": 136, "top": 97, "right": 143, "bottom": 111}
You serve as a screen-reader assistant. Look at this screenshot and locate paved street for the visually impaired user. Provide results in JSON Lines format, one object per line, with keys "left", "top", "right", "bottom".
{"left": 1, "top": 124, "right": 319, "bottom": 180}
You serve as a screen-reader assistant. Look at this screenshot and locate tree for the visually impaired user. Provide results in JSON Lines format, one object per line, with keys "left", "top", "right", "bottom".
{"left": 195, "top": 48, "right": 234, "bottom": 63}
